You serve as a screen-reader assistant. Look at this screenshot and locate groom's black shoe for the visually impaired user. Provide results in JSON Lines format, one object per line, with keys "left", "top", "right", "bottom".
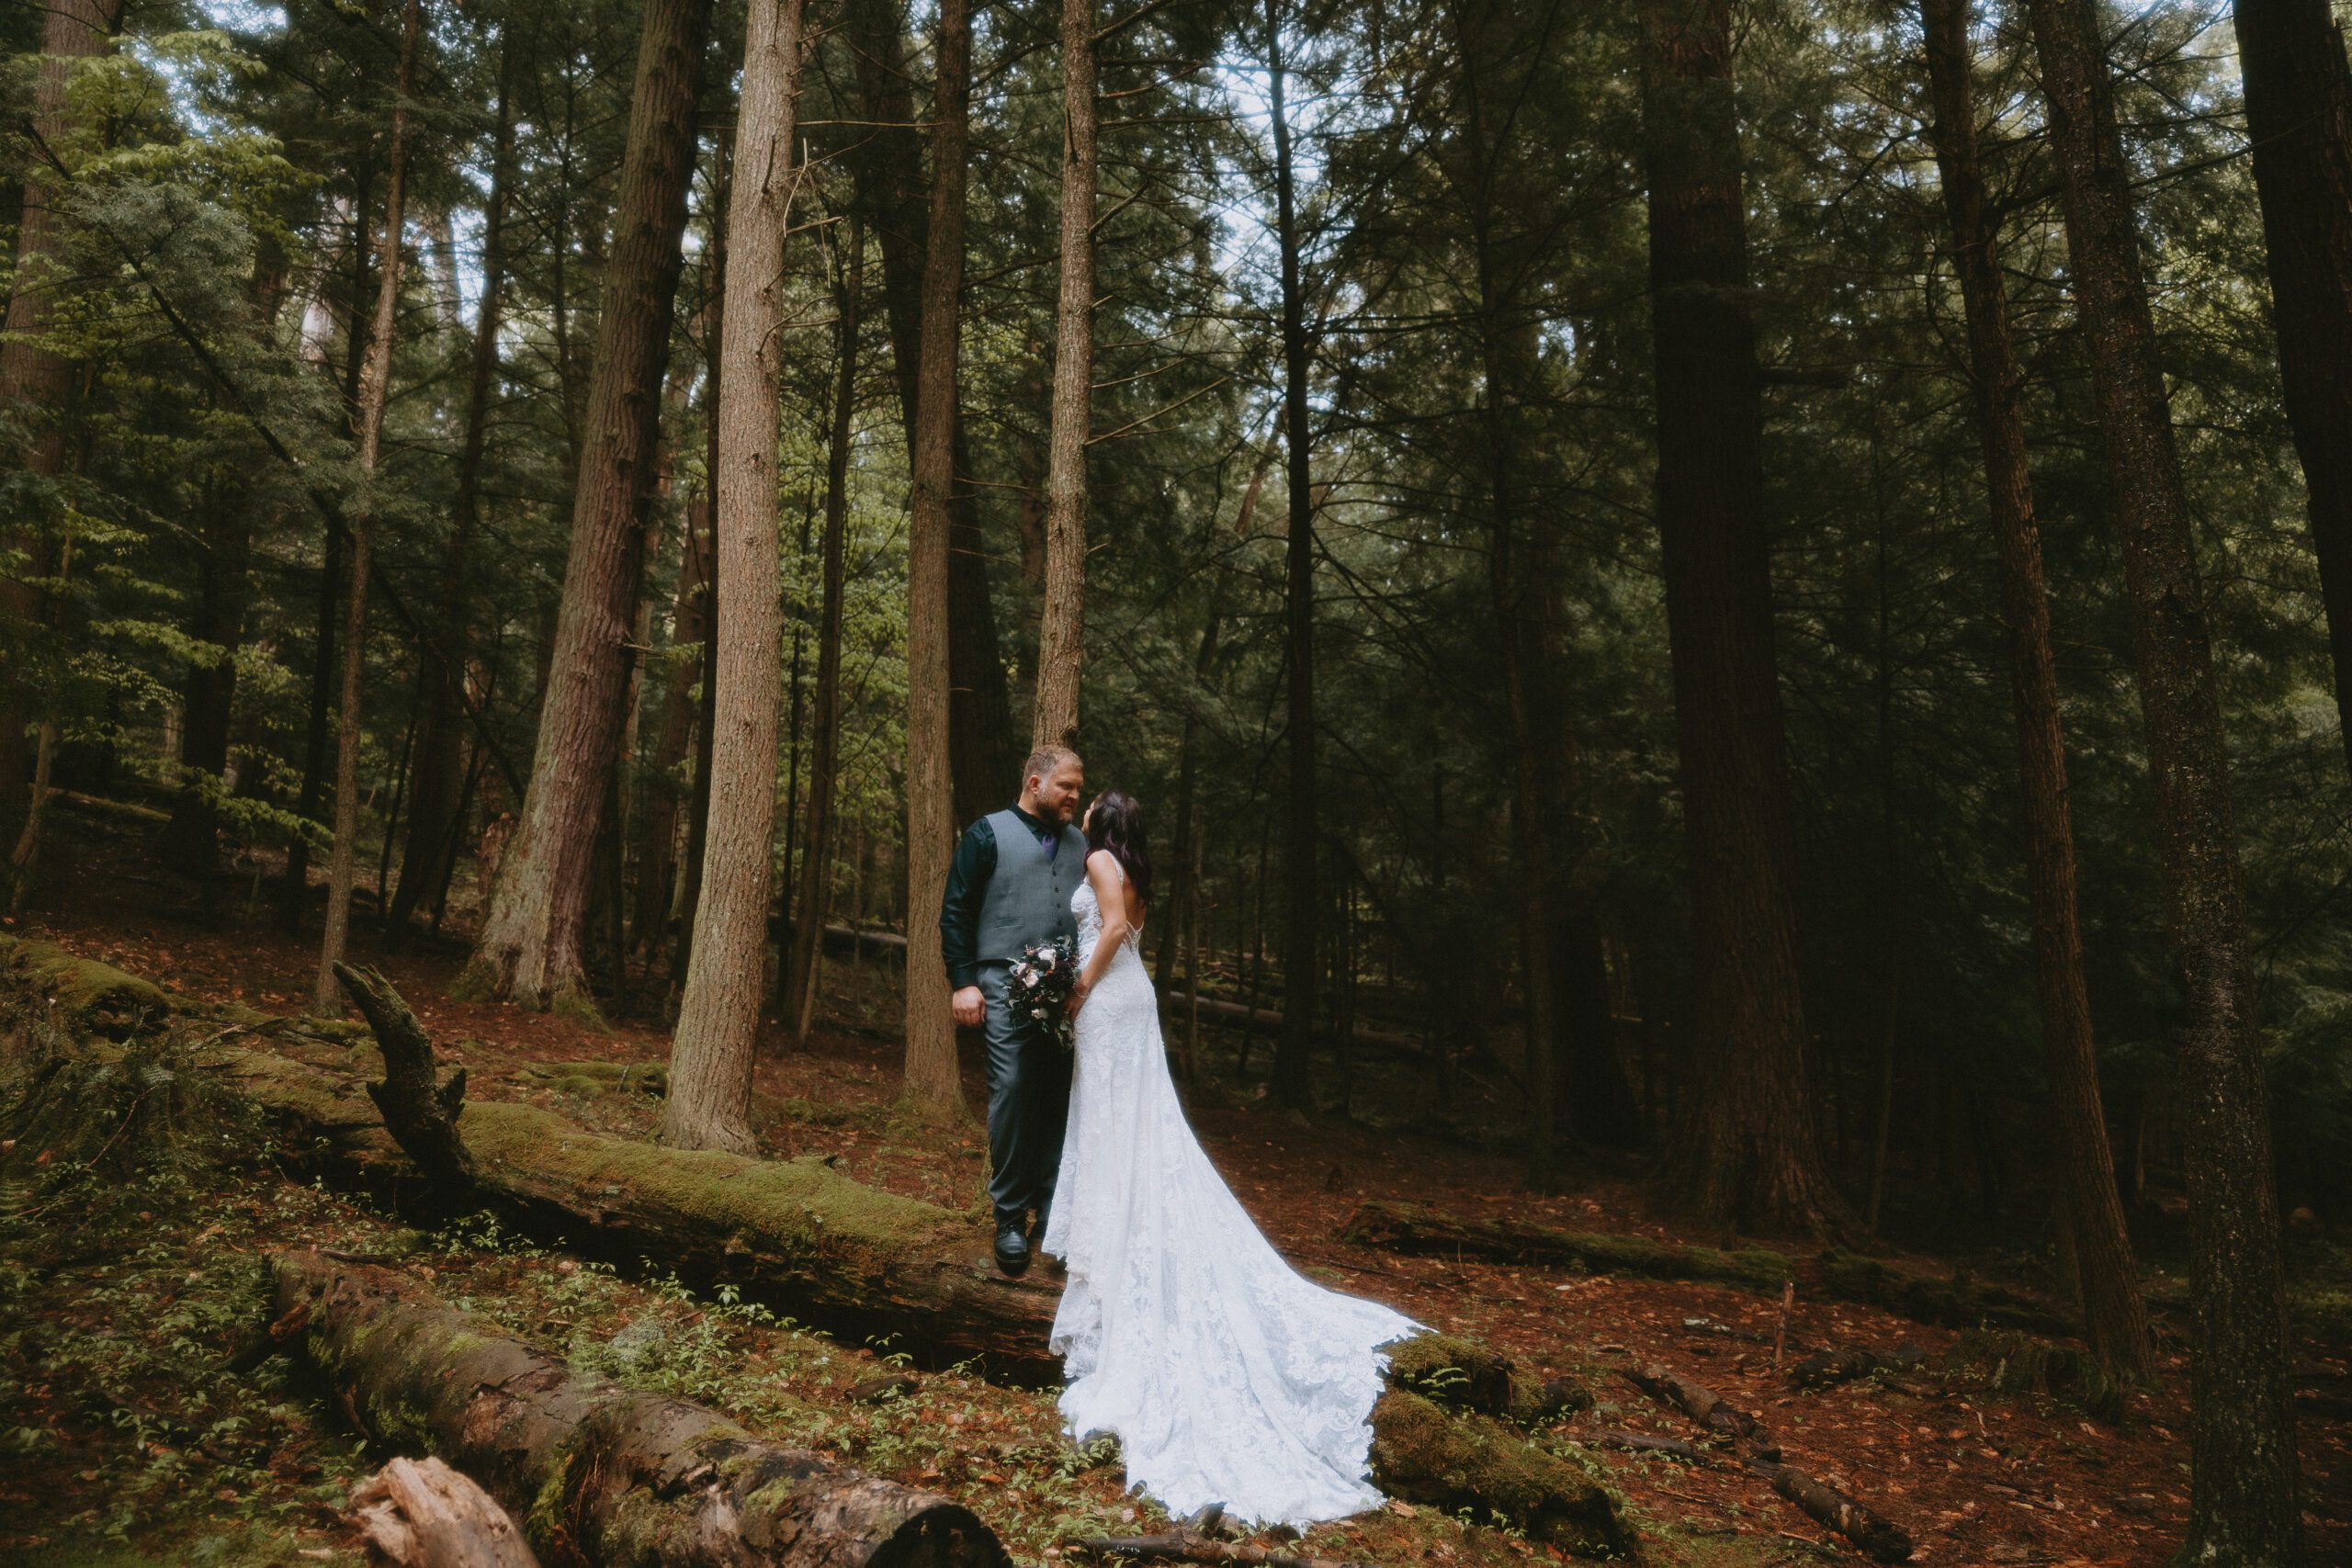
{"left": 993, "top": 1220, "right": 1031, "bottom": 1277}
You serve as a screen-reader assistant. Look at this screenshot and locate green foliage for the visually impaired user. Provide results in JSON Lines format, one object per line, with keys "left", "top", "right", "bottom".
{"left": 2, "top": 0, "right": 2346, "bottom": 1246}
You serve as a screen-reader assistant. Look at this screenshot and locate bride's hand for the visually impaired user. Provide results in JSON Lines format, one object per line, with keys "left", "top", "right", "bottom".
{"left": 1068, "top": 979, "right": 1091, "bottom": 1017}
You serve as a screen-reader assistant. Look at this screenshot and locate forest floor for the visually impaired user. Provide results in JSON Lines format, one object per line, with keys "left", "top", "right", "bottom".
{"left": 2, "top": 793, "right": 2346, "bottom": 1567}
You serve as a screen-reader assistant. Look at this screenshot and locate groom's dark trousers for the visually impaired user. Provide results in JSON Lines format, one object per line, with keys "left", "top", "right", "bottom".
{"left": 974, "top": 962, "right": 1073, "bottom": 1227}
{"left": 940, "top": 803, "right": 1089, "bottom": 1232}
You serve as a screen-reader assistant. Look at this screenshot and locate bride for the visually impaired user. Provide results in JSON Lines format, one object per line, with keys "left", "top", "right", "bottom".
{"left": 1039, "top": 790, "right": 1423, "bottom": 1529}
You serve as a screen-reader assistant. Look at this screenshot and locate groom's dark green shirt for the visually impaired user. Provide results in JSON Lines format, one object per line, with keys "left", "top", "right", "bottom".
{"left": 938, "top": 803, "right": 1064, "bottom": 989}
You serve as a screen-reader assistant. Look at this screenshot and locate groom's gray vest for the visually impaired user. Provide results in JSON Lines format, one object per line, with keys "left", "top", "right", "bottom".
{"left": 976, "top": 808, "right": 1086, "bottom": 964}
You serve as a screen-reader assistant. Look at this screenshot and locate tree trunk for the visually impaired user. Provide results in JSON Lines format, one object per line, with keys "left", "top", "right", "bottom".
{"left": 663, "top": 0, "right": 807, "bottom": 1154}
{"left": 1153, "top": 588, "right": 1227, "bottom": 993}
{"left": 786, "top": 217, "right": 860, "bottom": 1048}
{"left": 636, "top": 478, "right": 713, "bottom": 953}
{"left": 903, "top": 0, "right": 975, "bottom": 1112}
{"left": 315, "top": 0, "right": 424, "bottom": 1014}
{"left": 269, "top": 1252, "right": 1008, "bottom": 1568}
{"left": 461, "top": 0, "right": 714, "bottom": 1013}
{"left": 1267, "top": 0, "right": 1319, "bottom": 1112}
{"left": 2234, "top": 0, "right": 2352, "bottom": 783}
{"left": 286, "top": 165, "right": 377, "bottom": 933}
{"left": 1451, "top": 0, "right": 1559, "bottom": 1187}
{"left": 392, "top": 42, "right": 518, "bottom": 935}
{"left": 839, "top": 0, "right": 1019, "bottom": 824}
{"left": 633, "top": 215, "right": 727, "bottom": 962}
{"left": 0, "top": 0, "right": 125, "bottom": 890}
{"left": 1916, "top": 0, "right": 2152, "bottom": 1382}
{"left": 2023, "top": 0, "right": 2301, "bottom": 1552}
{"left": 1031, "top": 0, "right": 1099, "bottom": 751}
{"left": 660, "top": 152, "right": 728, "bottom": 998}
{"left": 1639, "top": 0, "right": 1840, "bottom": 1235}
{"left": 162, "top": 485, "right": 253, "bottom": 878}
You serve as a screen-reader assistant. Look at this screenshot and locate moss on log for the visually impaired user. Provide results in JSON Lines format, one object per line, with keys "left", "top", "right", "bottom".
{"left": 270, "top": 1250, "right": 1005, "bottom": 1568}
{"left": 1342, "top": 1200, "right": 2075, "bottom": 1336}
{"left": 0, "top": 936, "right": 1626, "bottom": 1550}
{"left": 1365, "top": 1391, "right": 1630, "bottom": 1558}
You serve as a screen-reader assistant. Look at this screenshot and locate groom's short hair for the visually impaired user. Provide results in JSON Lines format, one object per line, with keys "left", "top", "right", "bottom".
{"left": 1023, "top": 745, "right": 1081, "bottom": 789}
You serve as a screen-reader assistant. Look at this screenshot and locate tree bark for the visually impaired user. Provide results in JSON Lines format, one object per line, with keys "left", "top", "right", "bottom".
{"left": 2023, "top": 0, "right": 2301, "bottom": 1553}
{"left": 461, "top": 0, "right": 714, "bottom": 1013}
{"left": 1916, "top": 0, "right": 2152, "bottom": 1382}
{"left": 2234, "top": 0, "right": 2352, "bottom": 783}
{"left": 785, "top": 217, "right": 861, "bottom": 1049}
{"left": 1267, "top": 0, "right": 1319, "bottom": 1112}
{"left": 903, "top": 0, "right": 975, "bottom": 1112}
{"left": 316, "top": 0, "right": 424, "bottom": 1014}
{"left": 663, "top": 0, "right": 808, "bottom": 1154}
{"left": 392, "top": 41, "right": 519, "bottom": 935}
{"left": 0, "top": 0, "right": 125, "bottom": 889}
{"left": 1030, "top": 0, "right": 1100, "bottom": 751}
{"left": 269, "top": 1251, "right": 1009, "bottom": 1568}
{"left": 664, "top": 153, "right": 729, "bottom": 1003}
{"left": 1639, "top": 0, "right": 1841, "bottom": 1235}
{"left": 838, "top": 0, "right": 1019, "bottom": 825}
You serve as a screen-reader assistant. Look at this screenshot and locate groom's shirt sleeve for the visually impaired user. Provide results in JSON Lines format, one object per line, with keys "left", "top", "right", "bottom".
{"left": 939, "top": 816, "right": 998, "bottom": 990}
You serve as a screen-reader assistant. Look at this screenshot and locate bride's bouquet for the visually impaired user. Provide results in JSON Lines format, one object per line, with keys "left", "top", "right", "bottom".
{"left": 1008, "top": 935, "right": 1080, "bottom": 1050}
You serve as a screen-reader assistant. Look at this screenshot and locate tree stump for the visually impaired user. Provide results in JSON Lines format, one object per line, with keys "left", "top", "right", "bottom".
{"left": 334, "top": 961, "right": 473, "bottom": 1205}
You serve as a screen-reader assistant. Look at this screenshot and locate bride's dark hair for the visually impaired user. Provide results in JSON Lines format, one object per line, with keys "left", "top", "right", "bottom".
{"left": 1084, "top": 790, "right": 1153, "bottom": 908}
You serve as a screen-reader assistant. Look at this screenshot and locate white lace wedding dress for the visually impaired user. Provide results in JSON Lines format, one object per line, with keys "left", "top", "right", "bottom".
{"left": 1041, "top": 866, "right": 1422, "bottom": 1528}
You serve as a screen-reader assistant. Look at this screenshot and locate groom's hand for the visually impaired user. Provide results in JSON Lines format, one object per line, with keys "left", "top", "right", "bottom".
{"left": 951, "top": 986, "right": 985, "bottom": 1028}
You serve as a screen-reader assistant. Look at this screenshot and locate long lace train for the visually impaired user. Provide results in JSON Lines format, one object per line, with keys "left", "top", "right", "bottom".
{"left": 1040, "top": 871, "right": 1422, "bottom": 1528}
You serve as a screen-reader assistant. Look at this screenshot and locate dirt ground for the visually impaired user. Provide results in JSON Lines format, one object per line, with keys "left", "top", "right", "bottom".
{"left": 2, "top": 795, "right": 2346, "bottom": 1566}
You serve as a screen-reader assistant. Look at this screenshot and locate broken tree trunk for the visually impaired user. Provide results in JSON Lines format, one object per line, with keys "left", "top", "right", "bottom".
{"left": 1742, "top": 1457, "right": 1913, "bottom": 1566}
{"left": 347, "top": 1456, "right": 538, "bottom": 1568}
{"left": 334, "top": 961, "right": 473, "bottom": 1206}
{"left": 0, "top": 937, "right": 1624, "bottom": 1548}
{"left": 273, "top": 1250, "right": 1004, "bottom": 1568}
{"left": 1341, "top": 1201, "right": 2074, "bottom": 1335}
{"left": 1620, "top": 1354, "right": 1913, "bottom": 1563}
{"left": 1618, "top": 1362, "right": 1769, "bottom": 1450}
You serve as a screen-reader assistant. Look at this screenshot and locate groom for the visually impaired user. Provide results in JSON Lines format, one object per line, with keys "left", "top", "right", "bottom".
{"left": 939, "top": 745, "right": 1089, "bottom": 1276}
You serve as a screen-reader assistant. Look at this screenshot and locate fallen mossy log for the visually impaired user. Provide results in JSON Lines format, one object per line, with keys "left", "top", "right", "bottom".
{"left": 1365, "top": 1390, "right": 1631, "bottom": 1557}
{"left": 0, "top": 936, "right": 1627, "bottom": 1551}
{"left": 270, "top": 1250, "right": 1005, "bottom": 1568}
{"left": 1340, "top": 1201, "right": 2074, "bottom": 1336}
